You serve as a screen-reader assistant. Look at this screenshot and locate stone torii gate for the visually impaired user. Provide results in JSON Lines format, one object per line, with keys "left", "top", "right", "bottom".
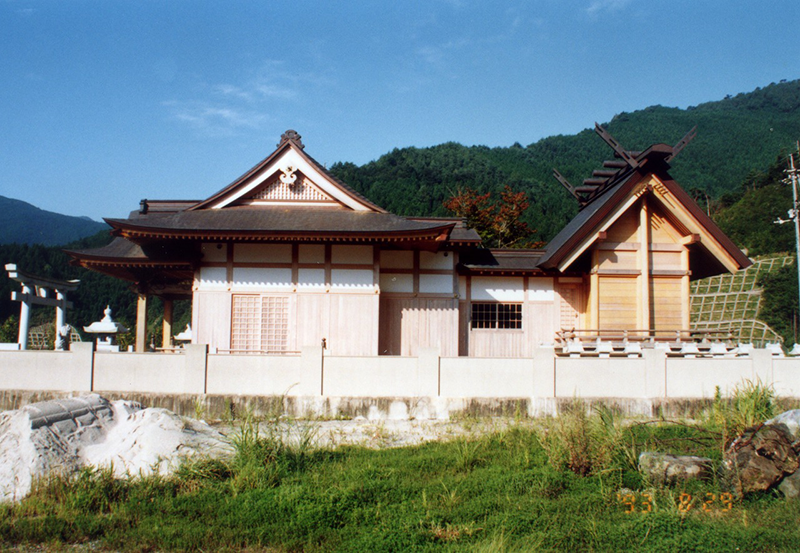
{"left": 5, "top": 264, "right": 79, "bottom": 350}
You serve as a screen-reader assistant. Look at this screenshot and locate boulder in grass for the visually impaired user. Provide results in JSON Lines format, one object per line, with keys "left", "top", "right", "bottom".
{"left": 765, "top": 410, "right": 800, "bottom": 441}
{"left": 638, "top": 452, "right": 713, "bottom": 486}
{"left": 778, "top": 470, "right": 800, "bottom": 499}
{"left": 722, "top": 423, "right": 799, "bottom": 495}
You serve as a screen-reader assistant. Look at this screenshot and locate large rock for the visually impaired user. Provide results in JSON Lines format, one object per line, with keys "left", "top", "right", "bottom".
{"left": 638, "top": 452, "right": 713, "bottom": 486}
{"left": 0, "top": 394, "right": 232, "bottom": 503}
{"left": 766, "top": 410, "right": 800, "bottom": 441}
{"left": 722, "top": 423, "right": 799, "bottom": 495}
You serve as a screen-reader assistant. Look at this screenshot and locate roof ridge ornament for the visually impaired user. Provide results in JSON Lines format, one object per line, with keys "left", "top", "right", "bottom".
{"left": 278, "top": 129, "right": 304, "bottom": 149}
{"left": 279, "top": 165, "right": 298, "bottom": 187}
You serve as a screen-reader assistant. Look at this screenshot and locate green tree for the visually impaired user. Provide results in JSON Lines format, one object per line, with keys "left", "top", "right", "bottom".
{"left": 758, "top": 263, "right": 799, "bottom": 344}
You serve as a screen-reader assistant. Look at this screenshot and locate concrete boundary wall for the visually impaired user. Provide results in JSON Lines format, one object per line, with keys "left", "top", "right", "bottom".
{"left": 2, "top": 344, "right": 800, "bottom": 403}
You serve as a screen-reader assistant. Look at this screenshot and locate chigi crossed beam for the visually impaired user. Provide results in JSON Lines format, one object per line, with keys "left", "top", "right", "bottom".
{"left": 553, "top": 124, "right": 697, "bottom": 208}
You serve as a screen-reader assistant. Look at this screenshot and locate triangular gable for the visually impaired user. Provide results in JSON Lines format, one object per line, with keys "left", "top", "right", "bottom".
{"left": 239, "top": 168, "right": 336, "bottom": 205}
{"left": 539, "top": 171, "right": 751, "bottom": 275}
{"left": 189, "top": 130, "right": 385, "bottom": 213}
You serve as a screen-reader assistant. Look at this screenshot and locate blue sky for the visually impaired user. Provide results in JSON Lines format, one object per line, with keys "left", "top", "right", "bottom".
{"left": 1, "top": 0, "right": 799, "bottom": 221}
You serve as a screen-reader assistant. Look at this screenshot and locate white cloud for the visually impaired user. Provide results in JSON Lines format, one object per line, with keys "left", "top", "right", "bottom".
{"left": 586, "top": 0, "right": 633, "bottom": 15}
{"left": 416, "top": 38, "right": 471, "bottom": 66}
{"left": 254, "top": 83, "right": 296, "bottom": 100}
{"left": 165, "top": 58, "right": 334, "bottom": 137}
{"left": 163, "top": 101, "right": 267, "bottom": 136}
{"left": 212, "top": 84, "right": 254, "bottom": 102}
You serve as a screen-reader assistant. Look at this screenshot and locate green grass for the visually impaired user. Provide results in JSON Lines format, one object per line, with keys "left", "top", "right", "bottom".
{"left": 2, "top": 412, "right": 800, "bottom": 552}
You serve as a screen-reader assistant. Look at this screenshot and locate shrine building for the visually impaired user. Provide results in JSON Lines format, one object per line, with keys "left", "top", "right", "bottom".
{"left": 67, "top": 127, "right": 751, "bottom": 357}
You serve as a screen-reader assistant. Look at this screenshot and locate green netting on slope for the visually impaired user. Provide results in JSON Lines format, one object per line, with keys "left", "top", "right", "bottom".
{"left": 690, "top": 255, "right": 793, "bottom": 347}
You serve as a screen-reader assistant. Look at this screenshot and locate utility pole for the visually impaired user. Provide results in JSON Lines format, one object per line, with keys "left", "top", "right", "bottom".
{"left": 787, "top": 151, "right": 800, "bottom": 328}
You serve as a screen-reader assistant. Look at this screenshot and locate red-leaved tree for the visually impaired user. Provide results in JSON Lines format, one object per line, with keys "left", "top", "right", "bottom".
{"left": 444, "top": 185, "right": 540, "bottom": 248}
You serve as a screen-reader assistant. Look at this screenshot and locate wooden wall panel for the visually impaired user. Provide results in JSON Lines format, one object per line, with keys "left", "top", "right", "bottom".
{"left": 650, "top": 251, "right": 682, "bottom": 271}
{"left": 649, "top": 205, "right": 682, "bottom": 242}
{"left": 296, "top": 294, "right": 329, "bottom": 351}
{"left": 528, "top": 301, "right": 558, "bottom": 347}
{"left": 598, "top": 250, "right": 638, "bottom": 271}
{"left": 379, "top": 297, "right": 403, "bottom": 355}
{"left": 557, "top": 283, "right": 583, "bottom": 331}
{"left": 650, "top": 278, "right": 684, "bottom": 330}
{"left": 379, "top": 297, "right": 458, "bottom": 357}
{"left": 468, "top": 331, "right": 527, "bottom": 358}
{"left": 458, "top": 301, "right": 470, "bottom": 356}
{"left": 295, "top": 294, "right": 378, "bottom": 356}
{"left": 605, "top": 209, "right": 639, "bottom": 242}
{"left": 598, "top": 277, "right": 637, "bottom": 330}
{"left": 327, "top": 294, "right": 379, "bottom": 356}
{"left": 194, "top": 291, "right": 232, "bottom": 352}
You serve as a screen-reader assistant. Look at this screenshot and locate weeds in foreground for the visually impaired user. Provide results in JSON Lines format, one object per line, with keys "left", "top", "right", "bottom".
{"left": 706, "top": 379, "right": 777, "bottom": 445}
{"left": 4, "top": 412, "right": 800, "bottom": 551}
{"left": 537, "top": 400, "right": 637, "bottom": 477}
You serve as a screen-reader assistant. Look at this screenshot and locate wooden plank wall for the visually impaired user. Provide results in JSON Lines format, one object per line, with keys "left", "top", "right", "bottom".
{"left": 589, "top": 191, "right": 691, "bottom": 333}
{"left": 379, "top": 297, "right": 458, "bottom": 356}
{"left": 193, "top": 291, "right": 232, "bottom": 352}
{"left": 462, "top": 276, "right": 564, "bottom": 358}
{"left": 650, "top": 278, "right": 683, "bottom": 329}
{"left": 598, "top": 276, "right": 638, "bottom": 330}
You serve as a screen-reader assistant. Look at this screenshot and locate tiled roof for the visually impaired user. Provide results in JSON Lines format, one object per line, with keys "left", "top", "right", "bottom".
{"left": 105, "top": 207, "right": 455, "bottom": 237}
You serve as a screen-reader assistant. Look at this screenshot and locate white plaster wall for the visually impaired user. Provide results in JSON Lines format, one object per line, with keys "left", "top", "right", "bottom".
{"left": 297, "top": 268, "right": 326, "bottom": 289}
{"left": 5, "top": 348, "right": 800, "bottom": 400}
{"left": 771, "top": 359, "right": 800, "bottom": 397}
{"left": 198, "top": 267, "right": 228, "bottom": 290}
{"left": 0, "top": 349, "right": 92, "bottom": 391}
{"left": 528, "top": 278, "right": 555, "bottom": 301}
{"left": 298, "top": 244, "right": 325, "bottom": 264}
{"left": 207, "top": 354, "right": 308, "bottom": 396}
{"left": 93, "top": 353, "right": 188, "bottom": 394}
{"left": 331, "top": 269, "right": 373, "bottom": 290}
{"left": 380, "top": 250, "right": 413, "bottom": 269}
{"left": 234, "top": 243, "right": 291, "bottom": 263}
{"left": 471, "top": 276, "right": 524, "bottom": 302}
{"left": 380, "top": 273, "right": 413, "bottom": 293}
{"left": 666, "top": 358, "right": 754, "bottom": 398}
{"left": 420, "top": 251, "right": 452, "bottom": 270}
{"left": 440, "top": 357, "right": 532, "bottom": 397}
{"left": 323, "top": 356, "right": 433, "bottom": 397}
{"left": 419, "top": 274, "right": 453, "bottom": 294}
{"left": 201, "top": 243, "right": 227, "bottom": 262}
{"left": 556, "top": 358, "right": 648, "bottom": 397}
{"left": 231, "top": 267, "right": 292, "bottom": 290}
{"left": 332, "top": 245, "right": 373, "bottom": 264}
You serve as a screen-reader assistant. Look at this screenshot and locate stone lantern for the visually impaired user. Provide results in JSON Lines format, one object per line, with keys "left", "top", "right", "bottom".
{"left": 83, "top": 306, "right": 129, "bottom": 352}
{"left": 173, "top": 324, "right": 192, "bottom": 347}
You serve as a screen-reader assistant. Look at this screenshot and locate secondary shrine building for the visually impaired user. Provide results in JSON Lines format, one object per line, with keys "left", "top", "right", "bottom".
{"left": 68, "top": 128, "right": 751, "bottom": 357}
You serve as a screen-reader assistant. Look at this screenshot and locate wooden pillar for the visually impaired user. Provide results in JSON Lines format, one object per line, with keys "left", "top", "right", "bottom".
{"left": 136, "top": 293, "right": 148, "bottom": 352}
{"left": 681, "top": 248, "right": 691, "bottom": 330}
{"left": 639, "top": 197, "right": 651, "bottom": 331}
{"left": 589, "top": 252, "right": 600, "bottom": 329}
{"left": 162, "top": 298, "right": 173, "bottom": 350}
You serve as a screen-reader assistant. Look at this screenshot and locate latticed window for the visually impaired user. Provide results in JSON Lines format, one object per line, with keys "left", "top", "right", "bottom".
{"left": 470, "top": 303, "right": 522, "bottom": 329}
{"left": 231, "top": 295, "right": 289, "bottom": 353}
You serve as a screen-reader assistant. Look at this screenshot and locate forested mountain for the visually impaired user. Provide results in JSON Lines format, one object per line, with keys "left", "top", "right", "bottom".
{"left": 331, "top": 79, "right": 800, "bottom": 243}
{"left": 0, "top": 196, "right": 108, "bottom": 246}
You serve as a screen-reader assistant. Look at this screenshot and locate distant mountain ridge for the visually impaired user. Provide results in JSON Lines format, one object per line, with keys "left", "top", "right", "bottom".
{"left": 0, "top": 195, "right": 108, "bottom": 246}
